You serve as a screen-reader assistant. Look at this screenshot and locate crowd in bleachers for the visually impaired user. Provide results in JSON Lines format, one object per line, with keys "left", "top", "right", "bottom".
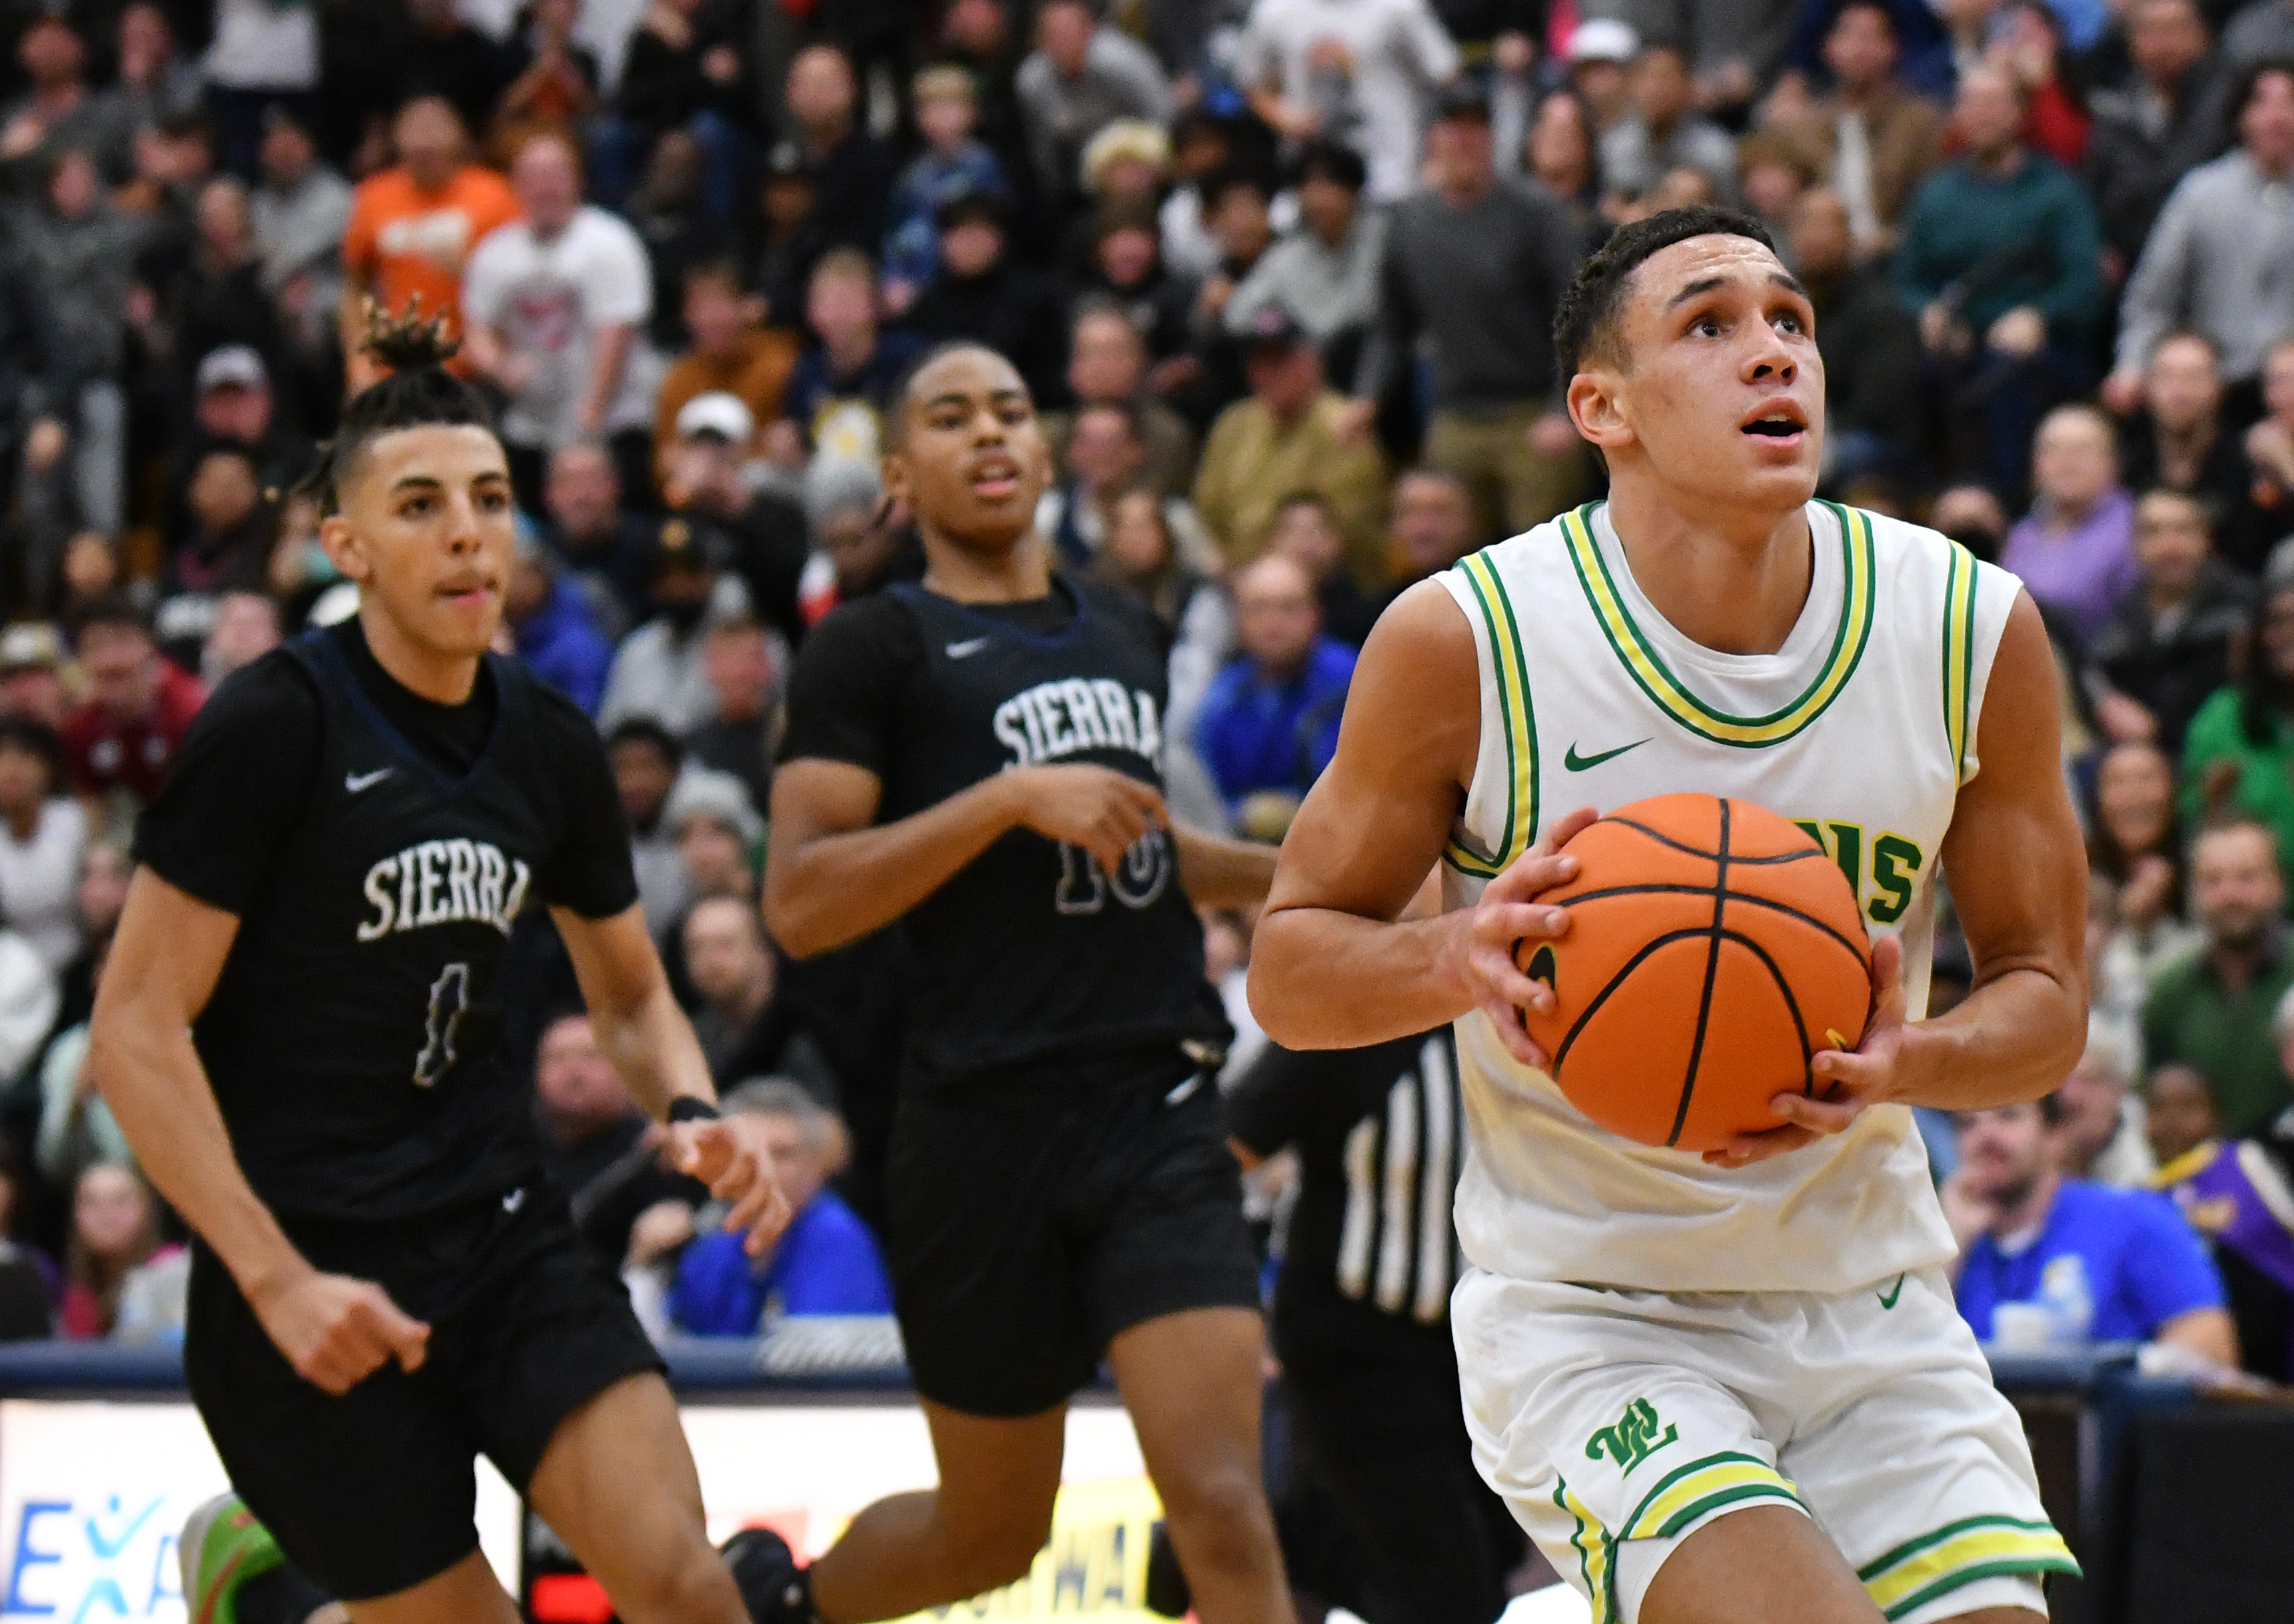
{"left": 0, "top": 0, "right": 2289, "bottom": 1377}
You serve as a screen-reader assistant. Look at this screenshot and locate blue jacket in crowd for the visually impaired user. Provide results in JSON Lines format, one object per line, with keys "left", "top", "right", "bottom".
{"left": 514, "top": 574, "right": 614, "bottom": 717}
{"left": 1194, "top": 638, "right": 1357, "bottom": 813}
{"left": 670, "top": 1189, "right": 895, "bottom": 1336}
{"left": 1955, "top": 1180, "right": 2227, "bottom": 1344}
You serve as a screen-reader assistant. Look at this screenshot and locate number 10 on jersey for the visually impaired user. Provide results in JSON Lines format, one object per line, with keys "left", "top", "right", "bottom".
{"left": 1055, "top": 830, "right": 1174, "bottom": 915}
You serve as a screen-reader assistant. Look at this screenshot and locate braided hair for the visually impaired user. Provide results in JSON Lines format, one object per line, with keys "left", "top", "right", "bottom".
{"left": 303, "top": 299, "right": 498, "bottom": 515}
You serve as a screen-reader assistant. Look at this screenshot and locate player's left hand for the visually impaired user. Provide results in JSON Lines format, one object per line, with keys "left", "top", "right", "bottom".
{"left": 1702, "top": 935, "right": 1917, "bottom": 1168}
{"left": 670, "top": 1114, "right": 794, "bottom": 1257}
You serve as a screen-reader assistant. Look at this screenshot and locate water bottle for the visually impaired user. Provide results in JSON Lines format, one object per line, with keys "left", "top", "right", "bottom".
{"left": 2035, "top": 1254, "right": 2095, "bottom": 1345}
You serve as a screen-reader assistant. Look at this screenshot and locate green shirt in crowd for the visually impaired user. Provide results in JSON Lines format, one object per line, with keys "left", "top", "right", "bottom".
{"left": 2142, "top": 937, "right": 2294, "bottom": 1135}
{"left": 2180, "top": 687, "right": 2294, "bottom": 875}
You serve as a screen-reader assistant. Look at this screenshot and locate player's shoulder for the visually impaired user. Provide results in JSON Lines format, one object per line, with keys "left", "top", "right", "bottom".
{"left": 196, "top": 641, "right": 326, "bottom": 735}
{"left": 1069, "top": 571, "right": 1165, "bottom": 645}
{"left": 802, "top": 587, "right": 922, "bottom": 657}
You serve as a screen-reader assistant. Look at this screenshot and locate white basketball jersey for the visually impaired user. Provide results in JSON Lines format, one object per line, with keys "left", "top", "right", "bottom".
{"left": 1437, "top": 500, "right": 2019, "bottom": 1294}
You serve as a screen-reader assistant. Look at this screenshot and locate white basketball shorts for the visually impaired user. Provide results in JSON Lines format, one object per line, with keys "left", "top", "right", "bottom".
{"left": 1452, "top": 1264, "right": 2078, "bottom": 1624}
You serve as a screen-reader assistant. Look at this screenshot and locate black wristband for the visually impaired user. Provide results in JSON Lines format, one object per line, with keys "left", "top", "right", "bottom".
{"left": 667, "top": 1097, "right": 721, "bottom": 1125}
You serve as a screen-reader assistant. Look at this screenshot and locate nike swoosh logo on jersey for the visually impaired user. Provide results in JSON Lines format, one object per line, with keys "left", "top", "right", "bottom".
{"left": 1877, "top": 1272, "right": 1906, "bottom": 1310}
{"left": 345, "top": 768, "right": 395, "bottom": 793}
{"left": 1564, "top": 739, "right": 1648, "bottom": 772}
{"left": 503, "top": 1187, "right": 526, "bottom": 1213}
{"left": 945, "top": 637, "right": 990, "bottom": 658}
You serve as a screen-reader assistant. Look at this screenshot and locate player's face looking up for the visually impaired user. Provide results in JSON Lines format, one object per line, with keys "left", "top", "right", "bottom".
{"left": 883, "top": 346, "right": 1052, "bottom": 554}
{"left": 1566, "top": 234, "right": 1826, "bottom": 517}
{"left": 320, "top": 423, "right": 516, "bottom": 667}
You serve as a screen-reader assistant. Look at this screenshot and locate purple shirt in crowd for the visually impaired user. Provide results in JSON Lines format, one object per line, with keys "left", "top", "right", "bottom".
{"left": 1999, "top": 489, "right": 2139, "bottom": 645}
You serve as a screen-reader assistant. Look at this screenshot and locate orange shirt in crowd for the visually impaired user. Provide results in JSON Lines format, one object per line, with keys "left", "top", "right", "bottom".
{"left": 652, "top": 327, "right": 803, "bottom": 483}
{"left": 341, "top": 164, "right": 522, "bottom": 366}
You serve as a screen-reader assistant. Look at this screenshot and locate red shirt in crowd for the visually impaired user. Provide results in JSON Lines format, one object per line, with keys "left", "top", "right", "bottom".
{"left": 63, "top": 663, "right": 207, "bottom": 808}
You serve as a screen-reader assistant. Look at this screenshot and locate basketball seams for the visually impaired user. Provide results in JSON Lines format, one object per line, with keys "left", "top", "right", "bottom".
{"left": 1602, "top": 815, "right": 1825, "bottom": 867}
{"left": 1666, "top": 800, "right": 1732, "bottom": 1148}
{"left": 1553, "top": 928, "right": 1715, "bottom": 1072}
{"left": 1549, "top": 883, "right": 1872, "bottom": 968}
{"left": 1722, "top": 927, "right": 1818, "bottom": 1100}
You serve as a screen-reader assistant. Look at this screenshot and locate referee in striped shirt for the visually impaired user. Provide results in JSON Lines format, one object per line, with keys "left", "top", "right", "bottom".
{"left": 1227, "top": 1026, "right": 1529, "bottom": 1624}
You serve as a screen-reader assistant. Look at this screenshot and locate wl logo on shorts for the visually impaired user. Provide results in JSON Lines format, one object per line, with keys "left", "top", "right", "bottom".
{"left": 1586, "top": 1398, "right": 1679, "bottom": 1476}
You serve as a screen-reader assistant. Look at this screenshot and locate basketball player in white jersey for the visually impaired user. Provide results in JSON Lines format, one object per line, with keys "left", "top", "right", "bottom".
{"left": 1248, "top": 206, "right": 2090, "bottom": 1624}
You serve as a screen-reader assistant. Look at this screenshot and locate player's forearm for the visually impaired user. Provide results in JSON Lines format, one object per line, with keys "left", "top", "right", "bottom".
{"left": 1175, "top": 827, "right": 1277, "bottom": 910}
{"left": 591, "top": 974, "right": 716, "bottom": 1121}
{"left": 1892, "top": 961, "right": 2085, "bottom": 1112}
{"left": 766, "top": 775, "right": 1024, "bottom": 957}
{"left": 1248, "top": 905, "right": 1474, "bottom": 1050}
{"left": 87, "top": 999, "right": 310, "bottom": 1300}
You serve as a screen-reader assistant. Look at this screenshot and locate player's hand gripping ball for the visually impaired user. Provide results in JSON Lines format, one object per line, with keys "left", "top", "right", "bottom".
{"left": 1511, "top": 794, "right": 1873, "bottom": 1152}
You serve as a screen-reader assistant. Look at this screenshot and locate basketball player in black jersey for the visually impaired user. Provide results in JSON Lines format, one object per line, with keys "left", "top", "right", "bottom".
{"left": 750, "top": 342, "right": 1293, "bottom": 1624}
{"left": 89, "top": 310, "right": 793, "bottom": 1624}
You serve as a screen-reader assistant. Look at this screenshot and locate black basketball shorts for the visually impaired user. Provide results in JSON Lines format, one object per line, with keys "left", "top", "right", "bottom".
{"left": 885, "top": 1064, "right": 1262, "bottom": 1418}
{"left": 184, "top": 1183, "right": 664, "bottom": 1601}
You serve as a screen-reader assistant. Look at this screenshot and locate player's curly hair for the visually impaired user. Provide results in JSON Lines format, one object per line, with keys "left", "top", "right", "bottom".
{"left": 300, "top": 298, "right": 498, "bottom": 514}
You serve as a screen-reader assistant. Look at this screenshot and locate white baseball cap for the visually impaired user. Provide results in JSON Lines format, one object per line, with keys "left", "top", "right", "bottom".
{"left": 1568, "top": 18, "right": 1640, "bottom": 64}
{"left": 675, "top": 392, "right": 756, "bottom": 445}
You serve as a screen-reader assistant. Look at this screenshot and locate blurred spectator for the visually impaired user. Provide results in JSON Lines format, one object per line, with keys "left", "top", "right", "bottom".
{"left": 2000, "top": 406, "right": 2137, "bottom": 645}
{"left": 201, "top": 590, "right": 281, "bottom": 688}
{"left": 2087, "top": 744, "right": 2197, "bottom": 1013}
{"left": 1181, "top": 167, "right": 1277, "bottom": 410}
{"left": 2225, "top": 0, "right": 2294, "bottom": 69}
{"left": 1351, "top": 83, "right": 1586, "bottom": 540}
{"left": 1075, "top": 198, "right": 1198, "bottom": 371}
{"left": 1524, "top": 91, "right": 1608, "bottom": 246}
{"left": 0, "top": 1146, "right": 56, "bottom": 1340}
{"left": 2117, "top": 334, "right": 2257, "bottom": 564}
{"left": 464, "top": 132, "right": 660, "bottom": 506}
{"left": 2051, "top": 1022, "right": 2157, "bottom": 1186}
{"left": 1944, "top": 1098, "right": 2235, "bottom": 1359}
{"left": 2182, "top": 571, "right": 2294, "bottom": 865}
{"left": 1602, "top": 42, "right": 1740, "bottom": 204}
{"left": 882, "top": 64, "right": 1009, "bottom": 311}
{"left": 61, "top": 598, "right": 203, "bottom": 828}
{"left": 12, "top": 147, "right": 137, "bottom": 582}
{"left": 338, "top": 97, "right": 520, "bottom": 392}
{"left": 784, "top": 45, "right": 898, "bottom": 261}
{"left": 682, "top": 895, "right": 839, "bottom": 1100}
{"left": 156, "top": 444, "right": 274, "bottom": 669}
{"left": 199, "top": 0, "right": 320, "bottom": 181}
{"left": 1015, "top": 0, "right": 1173, "bottom": 214}
{"left": 684, "top": 613, "right": 778, "bottom": 813}
{"left": 1896, "top": 65, "right": 2105, "bottom": 499}
{"left": 1766, "top": 1, "right": 1946, "bottom": 253}
{"left": 1094, "top": 486, "right": 1233, "bottom": 732}
{"left": 1226, "top": 140, "right": 1386, "bottom": 378}
{"left": 1079, "top": 117, "right": 1177, "bottom": 273}
{"left": 659, "top": 393, "right": 810, "bottom": 645}
{"left": 150, "top": 177, "right": 292, "bottom": 424}
{"left": 2144, "top": 817, "right": 2294, "bottom": 1136}
{"left": 532, "top": 1009, "right": 701, "bottom": 1269}
{"left": 392, "top": 0, "right": 516, "bottom": 142}
{"left": 2085, "top": 490, "right": 2253, "bottom": 753}
{"left": 600, "top": 521, "right": 747, "bottom": 735}
{"left": 1196, "top": 554, "right": 1355, "bottom": 838}
{"left": 606, "top": 717, "right": 689, "bottom": 932}
{"left": 0, "top": 718, "right": 87, "bottom": 977}
{"left": 1990, "top": 1, "right": 2089, "bottom": 169}
{"left": 653, "top": 260, "right": 799, "bottom": 491}
{"left": 666, "top": 769, "right": 758, "bottom": 907}
{"left": 2108, "top": 62, "right": 2294, "bottom": 410}
{"left": 490, "top": 0, "right": 599, "bottom": 156}
{"left": 1265, "top": 492, "right": 1381, "bottom": 648}
{"left": 752, "top": 138, "right": 832, "bottom": 330}
{"left": 782, "top": 250, "right": 924, "bottom": 464}
{"left": 1235, "top": 0, "right": 1460, "bottom": 203}
{"left": 1381, "top": 466, "right": 1480, "bottom": 604}
{"left": 249, "top": 107, "right": 351, "bottom": 371}
{"left": 1041, "top": 401, "right": 1218, "bottom": 573}
{"left": 164, "top": 346, "right": 314, "bottom": 550}
{"left": 2243, "top": 335, "right": 2294, "bottom": 536}
{"left": 905, "top": 191, "right": 1066, "bottom": 404}
{"left": 626, "top": 128, "right": 732, "bottom": 355}
{"left": 59, "top": 1164, "right": 175, "bottom": 1341}
{"left": 794, "top": 458, "right": 904, "bottom": 629}
{"left": 2149, "top": 1079, "right": 2294, "bottom": 1380}
{"left": 1790, "top": 187, "right": 1923, "bottom": 487}
{"left": 59, "top": 838, "right": 128, "bottom": 1030}
{"left": 2083, "top": 0, "right": 2234, "bottom": 276}
{"left": 35, "top": 943, "right": 119, "bottom": 1194}
{"left": 543, "top": 440, "right": 658, "bottom": 631}
{"left": 506, "top": 525, "right": 614, "bottom": 715}
{"left": 93, "top": 6, "right": 202, "bottom": 149}
{"left": 1567, "top": 19, "right": 1640, "bottom": 133}
{"left": 0, "top": 16, "right": 130, "bottom": 193}
{"left": 0, "top": 627, "right": 68, "bottom": 742}
{"left": 1045, "top": 300, "right": 1196, "bottom": 496}
{"left": 1194, "top": 307, "right": 1388, "bottom": 586}
{"left": 1737, "top": 131, "right": 1818, "bottom": 250}
{"left": 669, "top": 1078, "right": 889, "bottom": 1332}
{"left": 607, "top": 0, "right": 756, "bottom": 216}
{"left": 1155, "top": 111, "right": 1231, "bottom": 280}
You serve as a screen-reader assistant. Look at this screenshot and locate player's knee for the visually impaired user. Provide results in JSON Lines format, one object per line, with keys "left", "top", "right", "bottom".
{"left": 943, "top": 1512, "right": 1055, "bottom": 1596}
{"left": 1156, "top": 1464, "right": 1275, "bottom": 1577}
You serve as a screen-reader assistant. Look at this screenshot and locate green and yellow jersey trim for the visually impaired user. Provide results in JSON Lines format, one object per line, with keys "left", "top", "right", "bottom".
{"left": 1444, "top": 548, "right": 1540, "bottom": 878}
{"left": 1940, "top": 539, "right": 1980, "bottom": 784}
{"left": 1558, "top": 501, "right": 1876, "bottom": 749}
{"left": 1858, "top": 1515, "right": 2079, "bottom": 1621}
{"left": 1553, "top": 1481, "right": 1617, "bottom": 1624}
{"left": 1554, "top": 1453, "right": 1803, "bottom": 1624}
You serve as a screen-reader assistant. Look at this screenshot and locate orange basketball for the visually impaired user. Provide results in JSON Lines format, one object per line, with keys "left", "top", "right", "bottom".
{"left": 1511, "top": 793, "right": 1874, "bottom": 1152}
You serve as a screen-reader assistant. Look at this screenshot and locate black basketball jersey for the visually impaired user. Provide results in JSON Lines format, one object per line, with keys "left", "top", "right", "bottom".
{"left": 189, "top": 633, "right": 600, "bottom": 1222}
{"left": 861, "top": 576, "right": 1229, "bottom": 1092}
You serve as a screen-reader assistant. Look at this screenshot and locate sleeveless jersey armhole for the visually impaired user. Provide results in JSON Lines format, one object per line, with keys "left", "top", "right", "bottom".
{"left": 1438, "top": 554, "right": 1536, "bottom": 879}
{"left": 1954, "top": 557, "right": 2024, "bottom": 788}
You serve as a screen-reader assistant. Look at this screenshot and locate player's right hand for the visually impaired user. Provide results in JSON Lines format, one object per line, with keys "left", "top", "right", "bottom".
{"left": 1456, "top": 806, "right": 1596, "bottom": 1070}
{"left": 1005, "top": 765, "right": 1169, "bottom": 875}
{"left": 251, "top": 1267, "right": 430, "bottom": 1396}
